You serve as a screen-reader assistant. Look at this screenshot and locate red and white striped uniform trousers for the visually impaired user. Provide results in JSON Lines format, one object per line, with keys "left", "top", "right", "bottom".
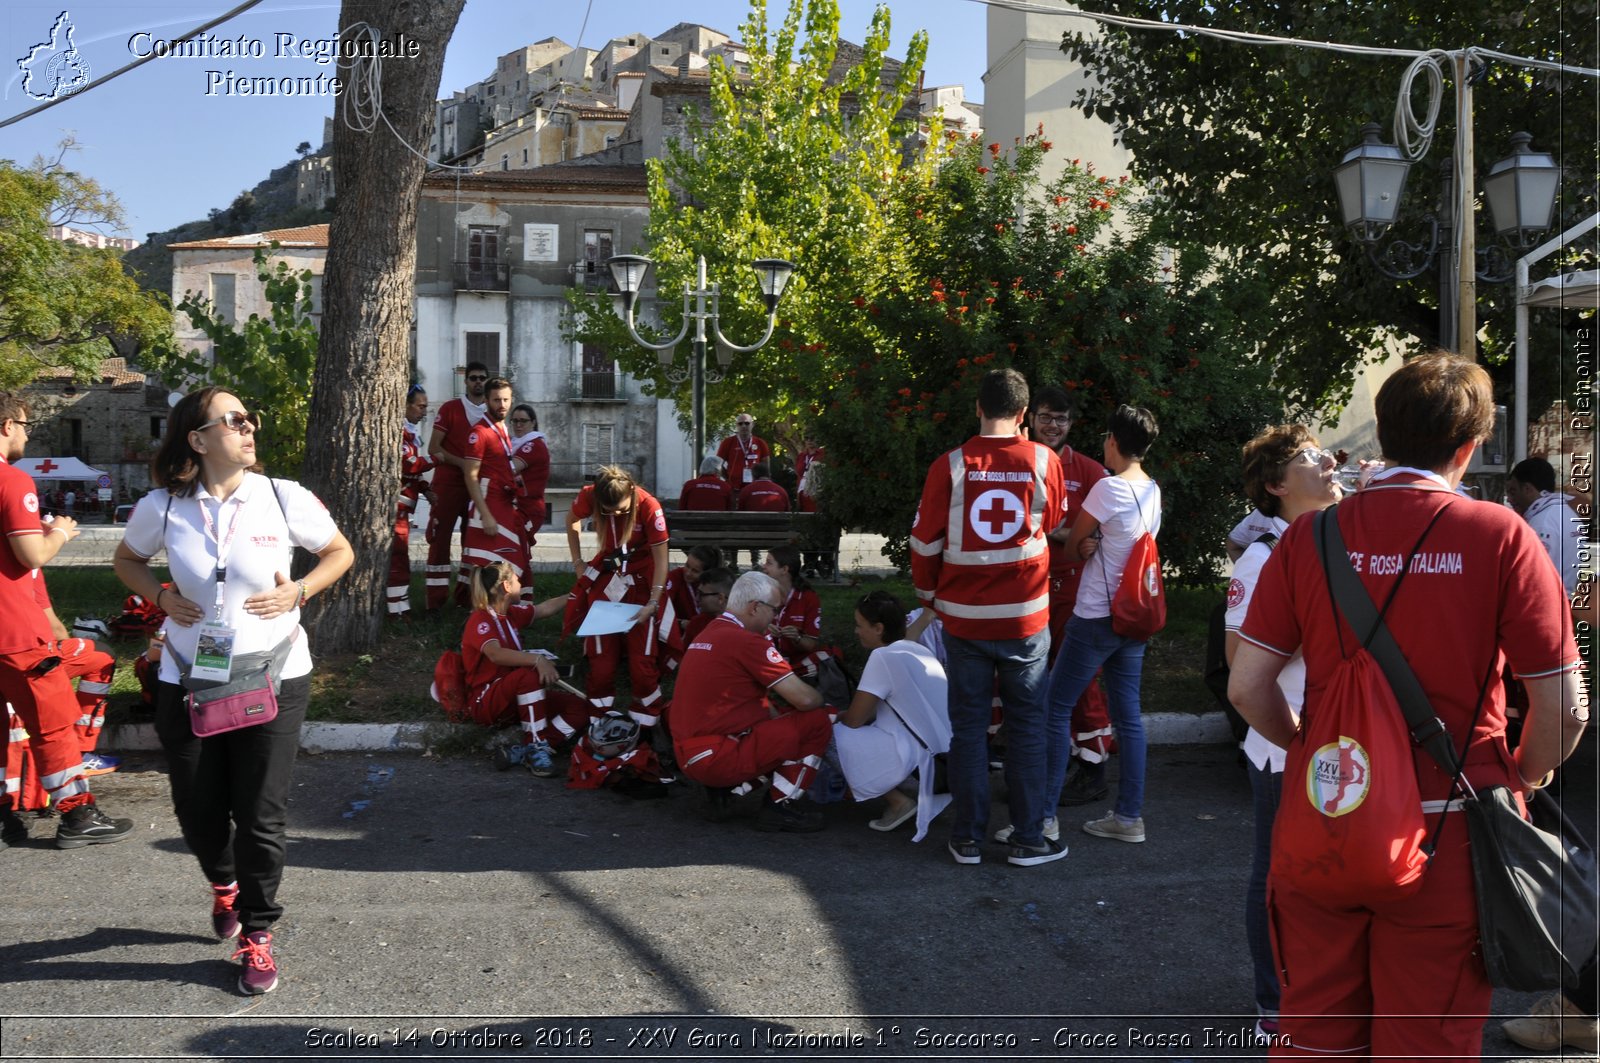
{"left": 566, "top": 566, "right": 665, "bottom": 727}
{"left": 676, "top": 711, "right": 835, "bottom": 802}
{"left": 388, "top": 426, "right": 434, "bottom": 617}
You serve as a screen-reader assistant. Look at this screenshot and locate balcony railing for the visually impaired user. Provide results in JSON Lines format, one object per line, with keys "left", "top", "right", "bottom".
{"left": 571, "top": 369, "right": 622, "bottom": 402}
{"left": 453, "top": 260, "right": 509, "bottom": 291}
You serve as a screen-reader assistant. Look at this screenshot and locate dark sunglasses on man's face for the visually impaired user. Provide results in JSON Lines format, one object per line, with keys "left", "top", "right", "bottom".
{"left": 466, "top": 374, "right": 489, "bottom": 383}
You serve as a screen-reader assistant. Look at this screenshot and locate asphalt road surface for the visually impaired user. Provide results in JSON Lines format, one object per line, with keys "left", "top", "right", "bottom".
{"left": 1, "top": 741, "right": 1591, "bottom": 1062}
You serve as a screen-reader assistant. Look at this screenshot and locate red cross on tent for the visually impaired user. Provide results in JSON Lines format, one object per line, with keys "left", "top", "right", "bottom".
{"left": 35, "top": 459, "right": 58, "bottom": 474}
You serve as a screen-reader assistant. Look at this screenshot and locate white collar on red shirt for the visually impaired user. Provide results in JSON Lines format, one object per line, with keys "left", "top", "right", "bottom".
{"left": 1366, "top": 466, "right": 1452, "bottom": 491}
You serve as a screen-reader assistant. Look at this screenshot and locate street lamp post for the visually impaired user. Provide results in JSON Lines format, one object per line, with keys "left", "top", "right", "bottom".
{"left": 1334, "top": 109, "right": 1561, "bottom": 358}
{"left": 606, "top": 253, "right": 795, "bottom": 465}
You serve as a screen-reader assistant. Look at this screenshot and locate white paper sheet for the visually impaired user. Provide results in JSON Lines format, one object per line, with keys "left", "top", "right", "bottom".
{"left": 576, "top": 600, "right": 641, "bottom": 637}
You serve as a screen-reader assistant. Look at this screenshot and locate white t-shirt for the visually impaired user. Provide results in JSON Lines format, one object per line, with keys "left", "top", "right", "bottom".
{"left": 1524, "top": 492, "right": 1585, "bottom": 595}
{"left": 1227, "top": 508, "right": 1277, "bottom": 555}
{"left": 1223, "top": 515, "right": 1294, "bottom": 772}
{"left": 834, "top": 640, "right": 951, "bottom": 836}
{"left": 1074, "top": 476, "right": 1162, "bottom": 618}
{"left": 122, "top": 473, "right": 339, "bottom": 683}
{"left": 905, "top": 608, "right": 945, "bottom": 665}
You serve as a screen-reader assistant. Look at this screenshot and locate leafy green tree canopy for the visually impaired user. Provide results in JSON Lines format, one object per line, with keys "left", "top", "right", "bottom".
{"left": 0, "top": 141, "right": 174, "bottom": 387}
{"left": 145, "top": 246, "right": 320, "bottom": 475}
{"left": 1060, "top": 2, "right": 1595, "bottom": 415}
{"left": 567, "top": 0, "right": 931, "bottom": 436}
{"left": 819, "top": 131, "right": 1283, "bottom": 582}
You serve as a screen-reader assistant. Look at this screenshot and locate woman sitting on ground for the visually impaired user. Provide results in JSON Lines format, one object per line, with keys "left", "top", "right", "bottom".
{"left": 762, "top": 545, "right": 824, "bottom": 674}
{"left": 835, "top": 590, "right": 952, "bottom": 842}
{"left": 459, "top": 561, "right": 572, "bottom": 777}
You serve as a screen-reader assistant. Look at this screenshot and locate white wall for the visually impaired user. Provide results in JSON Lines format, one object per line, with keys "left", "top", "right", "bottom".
{"left": 985, "top": 0, "right": 1132, "bottom": 187}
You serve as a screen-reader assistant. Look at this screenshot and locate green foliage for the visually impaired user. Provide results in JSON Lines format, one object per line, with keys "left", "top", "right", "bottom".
{"left": 570, "top": 0, "right": 1281, "bottom": 582}
{"left": 0, "top": 145, "right": 175, "bottom": 388}
{"left": 1060, "top": 1, "right": 1597, "bottom": 416}
{"left": 148, "top": 246, "right": 320, "bottom": 476}
{"left": 820, "top": 133, "right": 1282, "bottom": 583}
{"left": 565, "top": 0, "right": 932, "bottom": 442}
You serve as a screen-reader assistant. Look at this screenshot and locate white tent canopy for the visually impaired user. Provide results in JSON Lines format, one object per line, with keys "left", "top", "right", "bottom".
{"left": 1522, "top": 268, "right": 1600, "bottom": 309}
{"left": 1515, "top": 214, "right": 1599, "bottom": 462}
{"left": 14, "top": 456, "right": 108, "bottom": 481}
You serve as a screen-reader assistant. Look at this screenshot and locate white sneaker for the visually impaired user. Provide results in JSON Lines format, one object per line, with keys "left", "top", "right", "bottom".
{"left": 1502, "top": 992, "right": 1599, "bottom": 1053}
{"left": 1082, "top": 812, "right": 1145, "bottom": 843}
{"left": 992, "top": 817, "right": 1059, "bottom": 843}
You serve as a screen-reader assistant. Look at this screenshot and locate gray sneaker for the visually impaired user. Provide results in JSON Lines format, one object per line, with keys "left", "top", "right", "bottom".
{"left": 1082, "top": 813, "right": 1145, "bottom": 843}
{"left": 1007, "top": 835, "right": 1069, "bottom": 867}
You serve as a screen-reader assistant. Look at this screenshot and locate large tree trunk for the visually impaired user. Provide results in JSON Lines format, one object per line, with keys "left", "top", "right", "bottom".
{"left": 303, "top": 0, "right": 465, "bottom": 651}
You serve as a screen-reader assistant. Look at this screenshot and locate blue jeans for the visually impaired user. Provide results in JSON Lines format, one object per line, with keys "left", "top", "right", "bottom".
{"left": 942, "top": 628, "right": 1050, "bottom": 847}
{"left": 1246, "top": 758, "right": 1283, "bottom": 1018}
{"left": 1043, "top": 614, "right": 1147, "bottom": 818}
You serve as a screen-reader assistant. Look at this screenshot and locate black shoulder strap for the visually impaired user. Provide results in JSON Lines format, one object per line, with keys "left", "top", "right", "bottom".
{"left": 1254, "top": 531, "right": 1279, "bottom": 551}
{"left": 1314, "top": 504, "right": 1462, "bottom": 778}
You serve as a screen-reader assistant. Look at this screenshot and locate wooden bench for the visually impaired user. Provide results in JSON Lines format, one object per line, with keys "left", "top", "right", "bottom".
{"left": 666, "top": 509, "right": 841, "bottom": 578}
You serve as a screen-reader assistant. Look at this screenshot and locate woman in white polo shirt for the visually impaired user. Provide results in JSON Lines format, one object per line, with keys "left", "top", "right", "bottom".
{"left": 113, "top": 386, "right": 352, "bottom": 997}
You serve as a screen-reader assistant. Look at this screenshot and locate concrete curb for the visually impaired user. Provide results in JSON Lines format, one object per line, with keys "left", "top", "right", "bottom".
{"left": 98, "top": 711, "right": 1238, "bottom": 754}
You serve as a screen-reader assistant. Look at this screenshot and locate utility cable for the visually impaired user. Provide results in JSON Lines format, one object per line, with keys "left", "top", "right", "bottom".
{"left": 0, "top": 0, "right": 268, "bottom": 131}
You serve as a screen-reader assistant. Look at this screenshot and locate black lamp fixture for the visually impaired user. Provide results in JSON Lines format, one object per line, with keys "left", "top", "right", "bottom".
{"left": 605, "top": 252, "right": 796, "bottom": 465}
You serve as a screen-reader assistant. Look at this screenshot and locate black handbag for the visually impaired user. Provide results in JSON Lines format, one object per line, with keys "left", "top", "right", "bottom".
{"left": 1461, "top": 784, "right": 1599, "bottom": 990}
{"left": 1319, "top": 507, "right": 1599, "bottom": 990}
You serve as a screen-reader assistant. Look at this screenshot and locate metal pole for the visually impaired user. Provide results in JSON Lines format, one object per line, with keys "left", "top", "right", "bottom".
{"left": 692, "top": 336, "right": 707, "bottom": 467}
{"left": 691, "top": 255, "right": 710, "bottom": 468}
{"left": 1454, "top": 53, "right": 1478, "bottom": 360}
{"left": 1438, "top": 158, "right": 1458, "bottom": 352}
{"left": 1515, "top": 255, "right": 1529, "bottom": 462}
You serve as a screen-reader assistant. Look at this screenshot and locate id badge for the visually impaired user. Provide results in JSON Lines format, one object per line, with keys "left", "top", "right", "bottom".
{"left": 743, "top": 468, "right": 754, "bottom": 483}
{"left": 191, "top": 621, "right": 239, "bottom": 682}
{"left": 603, "top": 573, "right": 633, "bottom": 603}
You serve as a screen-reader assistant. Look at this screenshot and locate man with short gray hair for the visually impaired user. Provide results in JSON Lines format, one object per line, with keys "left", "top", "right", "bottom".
{"left": 671, "top": 571, "right": 834, "bottom": 831}
{"left": 679, "top": 455, "right": 733, "bottom": 511}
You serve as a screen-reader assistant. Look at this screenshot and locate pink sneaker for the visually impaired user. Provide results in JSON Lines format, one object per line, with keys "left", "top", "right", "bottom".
{"left": 233, "top": 930, "right": 278, "bottom": 995}
{"left": 211, "top": 883, "right": 240, "bottom": 941}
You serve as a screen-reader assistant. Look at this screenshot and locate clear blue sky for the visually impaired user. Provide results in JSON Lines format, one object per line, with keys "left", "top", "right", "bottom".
{"left": 0, "top": 0, "right": 989, "bottom": 238}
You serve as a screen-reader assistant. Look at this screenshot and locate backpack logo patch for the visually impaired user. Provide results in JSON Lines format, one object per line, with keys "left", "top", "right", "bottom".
{"left": 1307, "top": 736, "right": 1372, "bottom": 817}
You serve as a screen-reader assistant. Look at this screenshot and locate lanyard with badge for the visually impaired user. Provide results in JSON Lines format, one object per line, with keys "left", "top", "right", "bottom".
{"left": 190, "top": 496, "right": 245, "bottom": 682}
{"left": 741, "top": 439, "right": 758, "bottom": 483}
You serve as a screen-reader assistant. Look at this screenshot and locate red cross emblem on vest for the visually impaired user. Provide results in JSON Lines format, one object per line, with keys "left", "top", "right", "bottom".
{"left": 969, "top": 489, "right": 1026, "bottom": 543}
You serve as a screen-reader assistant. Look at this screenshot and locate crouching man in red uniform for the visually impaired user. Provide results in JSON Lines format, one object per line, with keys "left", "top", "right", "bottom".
{"left": 671, "top": 571, "right": 835, "bottom": 832}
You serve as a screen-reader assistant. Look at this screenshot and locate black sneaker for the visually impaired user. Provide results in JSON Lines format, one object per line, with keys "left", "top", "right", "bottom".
{"left": 1059, "top": 768, "right": 1109, "bottom": 806}
{"left": 948, "top": 838, "right": 983, "bottom": 865}
{"left": 55, "top": 803, "right": 134, "bottom": 849}
{"left": 611, "top": 774, "right": 669, "bottom": 800}
{"left": 1, "top": 808, "right": 28, "bottom": 848}
{"left": 702, "top": 787, "right": 738, "bottom": 823}
{"left": 1008, "top": 835, "right": 1069, "bottom": 867}
{"left": 755, "top": 796, "right": 825, "bottom": 833}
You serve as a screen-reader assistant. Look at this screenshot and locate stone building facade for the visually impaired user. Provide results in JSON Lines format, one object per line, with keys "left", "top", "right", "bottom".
{"left": 413, "top": 162, "right": 673, "bottom": 492}
{"left": 20, "top": 357, "right": 172, "bottom": 503}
